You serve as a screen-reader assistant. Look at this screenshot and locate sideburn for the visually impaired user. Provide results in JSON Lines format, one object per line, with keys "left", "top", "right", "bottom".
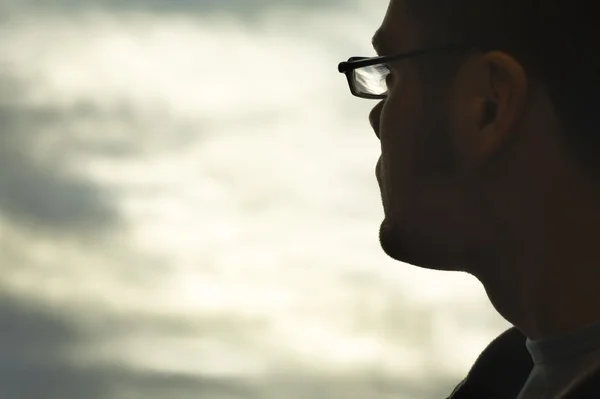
{"left": 412, "top": 54, "right": 467, "bottom": 180}
{"left": 413, "top": 79, "right": 458, "bottom": 180}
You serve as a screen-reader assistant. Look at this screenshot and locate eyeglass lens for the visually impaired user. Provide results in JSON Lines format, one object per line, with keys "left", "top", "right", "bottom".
{"left": 352, "top": 64, "right": 389, "bottom": 97}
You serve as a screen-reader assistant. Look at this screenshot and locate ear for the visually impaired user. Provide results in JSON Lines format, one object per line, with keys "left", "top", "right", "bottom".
{"left": 451, "top": 51, "right": 528, "bottom": 172}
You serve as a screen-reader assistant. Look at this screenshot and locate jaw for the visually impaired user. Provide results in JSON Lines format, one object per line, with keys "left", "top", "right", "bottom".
{"left": 379, "top": 217, "right": 465, "bottom": 271}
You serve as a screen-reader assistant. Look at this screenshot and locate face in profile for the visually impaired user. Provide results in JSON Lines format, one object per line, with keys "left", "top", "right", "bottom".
{"left": 370, "top": 0, "right": 488, "bottom": 272}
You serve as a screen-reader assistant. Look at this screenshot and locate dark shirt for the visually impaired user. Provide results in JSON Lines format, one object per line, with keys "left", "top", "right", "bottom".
{"left": 447, "top": 326, "right": 600, "bottom": 398}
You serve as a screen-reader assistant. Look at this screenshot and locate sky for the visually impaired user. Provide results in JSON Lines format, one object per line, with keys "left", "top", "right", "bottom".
{"left": 0, "top": 1, "right": 511, "bottom": 398}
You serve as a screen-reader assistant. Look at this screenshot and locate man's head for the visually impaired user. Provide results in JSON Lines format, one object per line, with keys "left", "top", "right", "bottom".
{"left": 362, "top": 0, "right": 600, "bottom": 277}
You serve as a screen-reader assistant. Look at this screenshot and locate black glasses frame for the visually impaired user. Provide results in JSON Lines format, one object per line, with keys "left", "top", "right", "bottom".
{"left": 338, "top": 45, "right": 482, "bottom": 99}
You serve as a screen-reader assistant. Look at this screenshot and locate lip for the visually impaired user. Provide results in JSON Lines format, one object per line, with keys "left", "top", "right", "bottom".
{"left": 376, "top": 157, "right": 382, "bottom": 185}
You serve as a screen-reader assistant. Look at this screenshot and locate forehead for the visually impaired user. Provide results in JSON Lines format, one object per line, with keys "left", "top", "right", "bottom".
{"left": 375, "top": 0, "right": 421, "bottom": 52}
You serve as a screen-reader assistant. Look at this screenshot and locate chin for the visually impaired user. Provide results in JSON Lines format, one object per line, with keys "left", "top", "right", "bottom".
{"left": 379, "top": 218, "right": 465, "bottom": 272}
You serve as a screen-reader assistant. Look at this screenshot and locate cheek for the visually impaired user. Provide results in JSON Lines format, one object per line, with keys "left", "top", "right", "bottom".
{"left": 379, "top": 71, "right": 423, "bottom": 153}
{"left": 378, "top": 96, "right": 421, "bottom": 214}
{"left": 379, "top": 94, "right": 421, "bottom": 175}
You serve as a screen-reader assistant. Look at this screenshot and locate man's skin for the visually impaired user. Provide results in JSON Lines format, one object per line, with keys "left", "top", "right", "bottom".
{"left": 372, "top": 0, "right": 600, "bottom": 340}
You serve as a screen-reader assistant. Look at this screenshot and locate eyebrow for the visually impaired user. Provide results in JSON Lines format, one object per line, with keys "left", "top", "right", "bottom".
{"left": 371, "top": 29, "right": 391, "bottom": 55}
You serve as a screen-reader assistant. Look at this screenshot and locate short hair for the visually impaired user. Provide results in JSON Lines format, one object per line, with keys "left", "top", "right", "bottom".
{"left": 406, "top": 0, "right": 600, "bottom": 177}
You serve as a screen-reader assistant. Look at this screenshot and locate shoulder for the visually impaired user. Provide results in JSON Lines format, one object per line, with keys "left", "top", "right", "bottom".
{"left": 562, "top": 358, "right": 600, "bottom": 398}
{"left": 448, "top": 327, "right": 533, "bottom": 398}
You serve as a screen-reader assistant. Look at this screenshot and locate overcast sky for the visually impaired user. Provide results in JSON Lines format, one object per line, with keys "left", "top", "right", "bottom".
{"left": 0, "top": 0, "right": 356, "bottom": 18}
{"left": 0, "top": 1, "right": 509, "bottom": 398}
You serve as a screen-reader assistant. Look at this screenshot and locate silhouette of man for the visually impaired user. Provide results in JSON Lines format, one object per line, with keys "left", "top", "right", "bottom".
{"left": 338, "top": 1, "right": 600, "bottom": 397}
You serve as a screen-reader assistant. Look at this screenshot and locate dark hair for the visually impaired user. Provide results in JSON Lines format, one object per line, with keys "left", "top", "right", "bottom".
{"left": 407, "top": 0, "right": 600, "bottom": 176}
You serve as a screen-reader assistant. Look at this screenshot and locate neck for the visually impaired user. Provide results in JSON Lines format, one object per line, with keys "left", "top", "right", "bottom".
{"left": 474, "top": 127, "right": 600, "bottom": 340}
{"left": 480, "top": 206, "right": 600, "bottom": 340}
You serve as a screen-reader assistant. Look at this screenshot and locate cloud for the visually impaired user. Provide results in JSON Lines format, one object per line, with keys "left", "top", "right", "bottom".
{"left": 0, "top": 74, "right": 121, "bottom": 234}
{"left": 0, "top": 0, "right": 362, "bottom": 18}
{"left": 0, "top": 295, "right": 79, "bottom": 362}
{"left": 0, "top": 294, "right": 106, "bottom": 399}
{"left": 0, "top": 292, "right": 461, "bottom": 399}
{"left": 0, "top": 364, "right": 459, "bottom": 399}
{"left": 0, "top": 0, "right": 378, "bottom": 235}
{"left": 0, "top": 294, "right": 238, "bottom": 399}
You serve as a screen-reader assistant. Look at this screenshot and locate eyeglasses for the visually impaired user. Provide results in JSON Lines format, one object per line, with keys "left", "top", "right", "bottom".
{"left": 337, "top": 45, "right": 478, "bottom": 100}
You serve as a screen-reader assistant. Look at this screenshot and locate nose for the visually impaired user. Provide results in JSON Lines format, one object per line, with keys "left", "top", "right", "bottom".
{"left": 369, "top": 100, "right": 384, "bottom": 139}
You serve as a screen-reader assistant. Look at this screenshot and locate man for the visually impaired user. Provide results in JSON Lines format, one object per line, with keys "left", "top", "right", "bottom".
{"left": 338, "top": 0, "right": 600, "bottom": 398}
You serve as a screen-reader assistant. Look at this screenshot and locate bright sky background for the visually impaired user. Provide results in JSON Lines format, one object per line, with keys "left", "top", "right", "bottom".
{"left": 0, "top": 1, "right": 510, "bottom": 398}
